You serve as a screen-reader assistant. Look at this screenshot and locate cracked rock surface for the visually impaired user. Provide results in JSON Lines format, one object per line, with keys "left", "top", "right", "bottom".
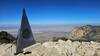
{"left": 1, "top": 40, "right": 100, "bottom": 56}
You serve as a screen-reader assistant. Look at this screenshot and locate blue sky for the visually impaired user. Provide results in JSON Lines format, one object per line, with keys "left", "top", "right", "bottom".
{"left": 0, "top": 0, "right": 100, "bottom": 26}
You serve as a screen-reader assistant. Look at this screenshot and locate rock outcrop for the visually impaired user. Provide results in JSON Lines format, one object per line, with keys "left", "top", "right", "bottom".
{"left": 67, "top": 25, "right": 96, "bottom": 41}
{"left": 28, "top": 40, "right": 100, "bottom": 56}
{"left": 1, "top": 40, "right": 100, "bottom": 56}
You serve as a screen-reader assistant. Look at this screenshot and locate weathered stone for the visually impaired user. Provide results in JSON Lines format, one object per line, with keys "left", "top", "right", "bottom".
{"left": 1, "top": 40, "right": 100, "bottom": 56}
{"left": 94, "top": 48, "right": 100, "bottom": 56}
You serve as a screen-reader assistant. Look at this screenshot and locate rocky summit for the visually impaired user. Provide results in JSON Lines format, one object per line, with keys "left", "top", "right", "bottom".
{"left": 1, "top": 40, "right": 100, "bottom": 56}
{"left": 1, "top": 25, "right": 100, "bottom": 56}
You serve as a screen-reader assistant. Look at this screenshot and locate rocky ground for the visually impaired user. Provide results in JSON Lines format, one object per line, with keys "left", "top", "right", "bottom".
{"left": 1, "top": 40, "right": 100, "bottom": 56}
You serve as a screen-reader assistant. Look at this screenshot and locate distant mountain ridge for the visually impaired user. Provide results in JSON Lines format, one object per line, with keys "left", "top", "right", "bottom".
{"left": 0, "top": 25, "right": 75, "bottom": 29}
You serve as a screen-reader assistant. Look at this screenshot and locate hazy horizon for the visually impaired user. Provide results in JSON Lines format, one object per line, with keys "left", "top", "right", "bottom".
{"left": 0, "top": 23, "right": 100, "bottom": 30}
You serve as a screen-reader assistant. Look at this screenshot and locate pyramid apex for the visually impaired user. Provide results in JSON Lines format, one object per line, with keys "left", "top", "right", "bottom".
{"left": 23, "top": 8, "right": 25, "bottom": 11}
{"left": 22, "top": 8, "right": 26, "bottom": 15}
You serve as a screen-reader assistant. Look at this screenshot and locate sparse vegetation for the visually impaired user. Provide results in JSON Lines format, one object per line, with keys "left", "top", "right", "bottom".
{"left": 0, "top": 31, "right": 16, "bottom": 44}
{"left": 52, "top": 37, "right": 68, "bottom": 41}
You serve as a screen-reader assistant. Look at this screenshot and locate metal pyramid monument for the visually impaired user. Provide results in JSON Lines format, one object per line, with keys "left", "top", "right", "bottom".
{"left": 15, "top": 8, "right": 36, "bottom": 54}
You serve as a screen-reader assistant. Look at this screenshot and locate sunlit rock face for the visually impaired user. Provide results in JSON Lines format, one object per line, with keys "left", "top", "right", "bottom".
{"left": 22, "top": 40, "right": 100, "bottom": 56}
{"left": 68, "top": 25, "right": 96, "bottom": 41}
{"left": 2, "top": 40, "right": 100, "bottom": 56}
